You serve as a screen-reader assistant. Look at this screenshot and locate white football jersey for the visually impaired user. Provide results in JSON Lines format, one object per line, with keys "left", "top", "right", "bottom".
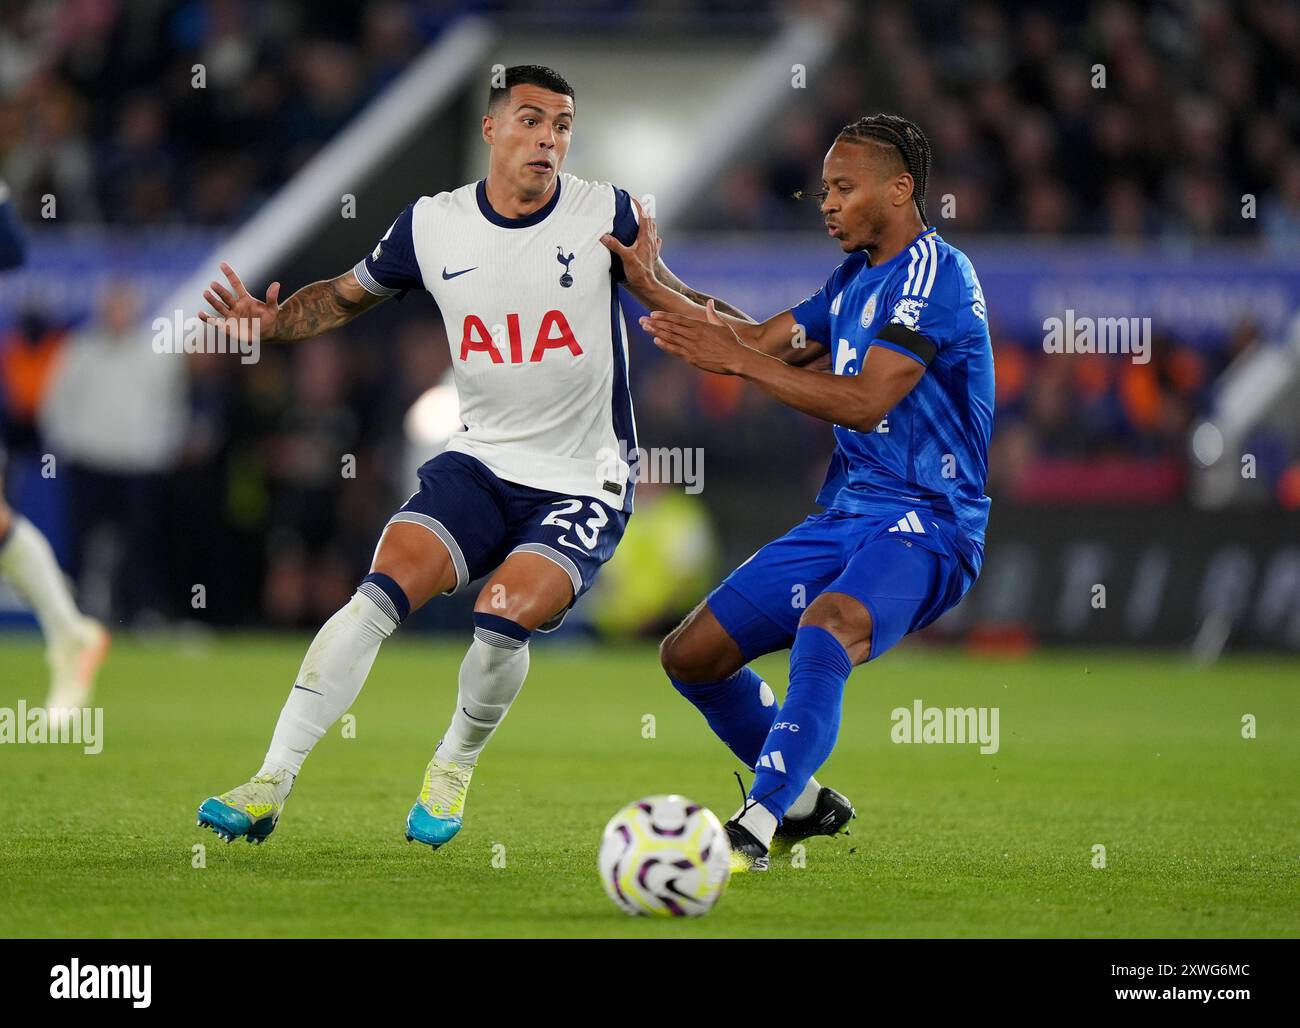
{"left": 353, "top": 173, "right": 639, "bottom": 510}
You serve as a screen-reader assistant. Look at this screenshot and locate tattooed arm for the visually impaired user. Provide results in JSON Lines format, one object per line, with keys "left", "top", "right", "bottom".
{"left": 651, "top": 258, "right": 753, "bottom": 321}
{"left": 265, "top": 272, "right": 386, "bottom": 341}
{"left": 199, "top": 263, "right": 386, "bottom": 343}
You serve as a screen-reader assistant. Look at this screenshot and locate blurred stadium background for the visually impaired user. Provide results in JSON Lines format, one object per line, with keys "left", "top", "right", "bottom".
{"left": 2, "top": 0, "right": 1299, "bottom": 658}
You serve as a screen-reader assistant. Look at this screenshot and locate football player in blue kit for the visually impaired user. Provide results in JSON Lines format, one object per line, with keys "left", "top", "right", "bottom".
{"left": 607, "top": 114, "right": 995, "bottom": 872}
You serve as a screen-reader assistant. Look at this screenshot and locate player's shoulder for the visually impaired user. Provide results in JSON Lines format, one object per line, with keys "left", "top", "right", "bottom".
{"left": 557, "top": 172, "right": 636, "bottom": 213}
{"left": 932, "top": 232, "right": 978, "bottom": 278}
{"left": 418, "top": 183, "right": 475, "bottom": 216}
{"left": 376, "top": 190, "right": 459, "bottom": 232}
{"left": 887, "top": 229, "right": 977, "bottom": 301}
{"left": 556, "top": 174, "right": 637, "bottom": 243}
{"left": 558, "top": 172, "right": 614, "bottom": 199}
{"left": 399, "top": 185, "right": 482, "bottom": 244}
{"left": 873, "top": 230, "right": 990, "bottom": 339}
{"left": 931, "top": 235, "right": 984, "bottom": 313}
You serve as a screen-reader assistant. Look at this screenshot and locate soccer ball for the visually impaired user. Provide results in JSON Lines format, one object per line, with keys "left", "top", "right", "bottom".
{"left": 598, "top": 795, "right": 732, "bottom": 917}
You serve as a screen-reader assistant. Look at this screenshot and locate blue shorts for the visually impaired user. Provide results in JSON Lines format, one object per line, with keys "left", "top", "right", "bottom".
{"left": 389, "top": 451, "right": 628, "bottom": 630}
{"left": 707, "top": 507, "right": 977, "bottom": 662}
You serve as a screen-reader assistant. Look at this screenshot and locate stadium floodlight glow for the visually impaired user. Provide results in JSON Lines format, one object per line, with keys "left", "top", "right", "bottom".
{"left": 585, "top": 115, "right": 681, "bottom": 204}
{"left": 1190, "top": 420, "right": 1225, "bottom": 467}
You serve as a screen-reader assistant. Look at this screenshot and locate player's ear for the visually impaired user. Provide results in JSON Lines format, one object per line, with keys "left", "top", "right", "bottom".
{"left": 482, "top": 114, "right": 494, "bottom": 146}
{"left": 893, "top": 172, "right": 915, "bottom": 210}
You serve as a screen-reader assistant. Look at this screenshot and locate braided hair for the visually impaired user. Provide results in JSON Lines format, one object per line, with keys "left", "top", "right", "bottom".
{"left": 836, "top": 114, "right": 933, "bottom": 226}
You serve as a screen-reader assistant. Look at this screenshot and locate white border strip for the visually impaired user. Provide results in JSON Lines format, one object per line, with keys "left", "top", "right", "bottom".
{"left": 389, "top": 511, "right": 469, "bottom": 593}
{"left": 512, "top": 542, "right": 582, "bottom": 597}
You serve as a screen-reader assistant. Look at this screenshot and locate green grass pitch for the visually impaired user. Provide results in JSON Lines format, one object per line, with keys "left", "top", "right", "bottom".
{"left": 1, "top": 634, "right": 1297, "bottom": 938}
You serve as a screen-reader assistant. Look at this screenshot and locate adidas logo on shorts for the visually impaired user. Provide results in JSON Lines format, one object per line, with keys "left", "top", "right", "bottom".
{"left": 887, "top": 511, "right": 926, "bottom": 534}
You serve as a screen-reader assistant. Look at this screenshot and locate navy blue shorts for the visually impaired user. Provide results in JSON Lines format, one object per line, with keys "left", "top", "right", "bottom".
{"left": 388, "top": 451, "right": 627, "bottom": 630}
{"left": 707, "top": 507, "right": 977, "bottom": 662}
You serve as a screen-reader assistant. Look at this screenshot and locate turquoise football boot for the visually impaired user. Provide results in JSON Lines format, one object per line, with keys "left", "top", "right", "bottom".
{"left": 196, "top": 771, "right": 291, "bottom": 844}
{"left": 406, "top": 755, "right": 474, "bottom": 849}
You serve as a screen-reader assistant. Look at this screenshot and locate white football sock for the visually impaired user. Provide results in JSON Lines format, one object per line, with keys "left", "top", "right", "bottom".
{"left": 0, "top": 515, "right": 84, "bottom": 646}
{"left": 737, "top": 801, "right": 779, "bottom": 849}
{"left": 434, "top": 629, "right": 530, "bottom": 766}
{"left": 785, "top": 776, "right": 823, "bottom": 819}
{"left": 260, "top": 590, "right": 398, "bottom": 779}
{"left": 731, "top": 775, "right": 822, "bottom": 848}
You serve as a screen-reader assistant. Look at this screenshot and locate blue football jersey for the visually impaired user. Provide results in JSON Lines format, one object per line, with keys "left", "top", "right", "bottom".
{"left": 790, "top": 227, "right": 994, "bottom": 572}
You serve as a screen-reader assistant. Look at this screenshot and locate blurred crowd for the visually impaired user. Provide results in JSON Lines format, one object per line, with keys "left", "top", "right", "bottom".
{"left": 0, "top": 0, "right": 455, "bottom": 225}
{"left": 701, "top": 0, "right": 1300, "bottom": 250}
{"left": 7, "top": 0, "right": 1296, "bottom": 240}
{"left": 989, "top": 331, "right": 1211, "bottom": 502}
{"left": 3, "top": 0, "right": 1300, "bottom": 631}
{"left": 0, "top": 0, "right": 786, "bottom": 226}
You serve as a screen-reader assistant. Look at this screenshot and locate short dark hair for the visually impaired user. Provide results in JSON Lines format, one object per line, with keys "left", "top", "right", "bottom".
{"left": 488, "top": 65, "right": 575, "bottom": 114}
{"left": 837, "top": 114, "right": 933, "bottom": 225}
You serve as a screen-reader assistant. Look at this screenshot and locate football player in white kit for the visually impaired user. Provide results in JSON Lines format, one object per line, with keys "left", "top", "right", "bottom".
{"left": 194, "top": 66, "right": 748, "bottom": 848}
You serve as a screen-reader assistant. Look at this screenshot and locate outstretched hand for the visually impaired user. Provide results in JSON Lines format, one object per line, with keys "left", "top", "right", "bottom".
{"left": 198, "top": 262, "right": 282, "bottom": 342}
{"left": 639, "top": 299, "right": 753, "bottom": 376}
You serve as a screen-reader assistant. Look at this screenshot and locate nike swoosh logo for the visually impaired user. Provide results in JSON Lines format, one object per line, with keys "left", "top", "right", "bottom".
{"left": 293, "top": 684, "right": 324, "bottom": 696}
{"left": 462, "top": 707, "right": 494, "bottom": 724}
{"left": 442, "top": 266, "right": 476, "bottom": 280}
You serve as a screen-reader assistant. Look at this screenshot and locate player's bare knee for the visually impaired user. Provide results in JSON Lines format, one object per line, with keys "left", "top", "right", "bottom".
{"left": 662, "top": 642, "right": 725, "bottom": 683}
{"left": 371, "top": 525, "right": 456, "bottom": 613}
{"left": 660, "top": 614, "right": 735, "bottom": 683}
{"left": 472, "top": 558, "right": 573, "bottom": 632}
{"left": 473, "top": 586, "right": 527, "bottom": 620}
{"left": 800, "top": 592, "right": 871, "bottom": 654}
{"left": 658, "top": 624, "right": 693, "bottom": 679}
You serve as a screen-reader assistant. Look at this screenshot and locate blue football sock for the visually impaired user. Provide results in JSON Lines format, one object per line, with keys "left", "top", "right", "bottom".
{"left": 670, "top": 666, "right": 778, "bottom": 768}
{"left": 750, "top": 625, "right": 851, "bottom": 822}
